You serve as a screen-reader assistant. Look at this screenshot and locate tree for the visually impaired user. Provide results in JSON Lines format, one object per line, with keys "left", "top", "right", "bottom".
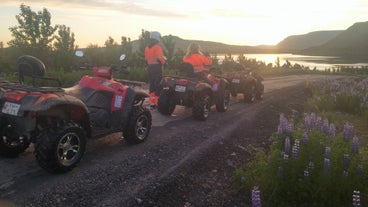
{"left": 53, "top": 25, "right": 75, "bottom": 71}
{"left": 8, "top": 4, "right": 57, "bottom": 60}
{"left": 137, "top": 29, "right": 150, "bottom": 67}
{"left": 162, "top": 35, "right": 176, "bottom": 69}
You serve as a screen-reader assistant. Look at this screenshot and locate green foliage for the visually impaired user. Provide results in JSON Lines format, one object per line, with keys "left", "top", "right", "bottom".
{"left": 235, "top": 77, "right": 368, "bottom": 206}
{"left": 8, "top": 4, "right": 57, "bottom": 61}
{"left": 235, "top": 121, "right": 368, "bottom": 206}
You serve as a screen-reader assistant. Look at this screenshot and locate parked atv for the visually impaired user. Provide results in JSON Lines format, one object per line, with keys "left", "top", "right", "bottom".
{"left": 225, "top": 63, "right": 264, "bottom": 102}
{"left": 0, "top": 52, "right": 152, "bottom": 173}
{"left": 158, "top": 63, "right": 230, "bottom": 121}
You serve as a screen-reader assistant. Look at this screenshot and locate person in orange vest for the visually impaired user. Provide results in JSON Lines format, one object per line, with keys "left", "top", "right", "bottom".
{"left": 144, "top": 31, "right": 166, "bottom": 109}
{"left": 183, "top": 43, "right": 212, "bottom": 76}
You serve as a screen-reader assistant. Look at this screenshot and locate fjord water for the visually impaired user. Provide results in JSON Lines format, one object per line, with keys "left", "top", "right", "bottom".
{"left": 219, "top": 53, "right": 368, "bottom": 70}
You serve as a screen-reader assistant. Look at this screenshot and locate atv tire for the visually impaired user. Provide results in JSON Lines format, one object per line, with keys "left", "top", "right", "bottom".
{"left": 192, "top": 95, "right": 210, "bottom": 121}
{"left": 216, "top": 85, "right": 230, "bottom": 112}
{"left": 158, "top": 91, "right": 176, "bottom": 115}
{"left": 255, "top": 83, "right": 264, "bottom": 100}
{"left": 0, "top": 121, "right": 30, "bottom": 158}
{"left": 123, "top": 106, "right": 152, "bottom": 144}
{"left": 244, "top": 85, "right": 255, "bottom": 103}
{"left": 34, "top": 121, "right": 86, "bottom": 173}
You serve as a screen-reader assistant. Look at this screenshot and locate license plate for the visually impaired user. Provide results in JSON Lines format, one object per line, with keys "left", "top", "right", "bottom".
{"left": 175, "top": 85, "right": 186, "bottom": 92}
{"left": 232, "top": 79, "right": 240, "bottom": 83}
{"left": 2, "top": 102, "right": 21, "bottom": 116}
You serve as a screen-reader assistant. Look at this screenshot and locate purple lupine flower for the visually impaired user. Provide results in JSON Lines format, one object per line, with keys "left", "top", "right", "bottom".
{"left": 283, "top": 154, "right": 289, "bottom": 162}
{"left": 277, "top": 125, "right": 283, "bottom": 138}
{"left": 343, "top": 154, "right": 349, "bottom": 169}
{"left": 304, "top": 114, "right": 312, "bottom": 132}
{"left": 352, "top": 136, "right": 359, "bottom": 154}
{"left": 324, "top": 158, "right": 330, "bottom": 172}
{"left": 357, "top": 165, "right": 363, "bottom": 175}
{"left": 292, "top": 145, "right": 299, "bottom": 159}
{"left": 302, "top": 132, "right": 309, "bottom": 143}
{"left": 329, "top": 123, "right": 336, "bottom": 138}
{"left": 325, "top": 147, "right": 331, "bottom": 159}
{"left": 286, "top": 122, "right": 294, "bottom": 136}
{"left": 352, "top": 190, "right": 360, "bottom": 207}
{"left": 294, "top": 139, "right": 300, "bottom": 148}
{"left": 343, "top": 123, "right": 354, "bottom": 141}
{"left": 251, "top": 186, "right": 262, "bottom": 207}
{"left": 315, "top": 116, "right": 323, "bottom": 131}
{"left": 304, "top": 169, "right": 309, "bottom": 177}
{"left": 323, "top": 119, "right": 330, "bottom": 135}
{"left": 310, "top": 112, "right": 316, "bottom": 125}
{"left": 279, "top": 113, "right": 288, "bottom": 132}
{"left": 284, "top": 137, "right": 291, "bottom": 154}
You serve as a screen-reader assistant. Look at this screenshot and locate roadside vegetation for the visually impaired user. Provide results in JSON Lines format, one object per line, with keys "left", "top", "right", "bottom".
{"left": 234, "top": 77, "right": 368, "bottom": 206}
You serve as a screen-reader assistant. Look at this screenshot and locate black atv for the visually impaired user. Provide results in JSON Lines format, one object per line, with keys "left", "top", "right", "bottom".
{"left": 0, "top": 53, "right": 151, "bottom": 173}
{"left": 158, "top": 63, "right": 230, "bottom": 121}
{"left": 225, "top": 64, "right": 264, "bottom": 102}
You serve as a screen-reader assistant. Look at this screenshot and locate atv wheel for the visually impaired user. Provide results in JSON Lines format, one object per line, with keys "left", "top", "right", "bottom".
{"left": 255, "top": 83, "right": 264, "bottom": 100}
{"left": 193, "top": 95, "right": 210, "bottom": 121}
{"left": 158, "top": 91, "right": 176, "bottom": 115}
{"left": 244, "top": 85, "right": 255, "bottom": 103}
{"left": 34, "top": 122, "right": 86, "bottom": 173}
{"left": 0, "top": 121, "right": 30, "bottom": 158}
{"left": 216, "top": 87, "right": 230, "bottom": 112}
{"left": 123, "top": 106, "right": 152, "bottom": 144}
{"left": 230, "top": 84, "right": 238, "bottom": 97}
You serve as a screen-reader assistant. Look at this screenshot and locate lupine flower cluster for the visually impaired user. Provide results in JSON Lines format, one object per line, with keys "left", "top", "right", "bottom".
{"left": 242, "top": 112, "right": 368, "bottom": 206}
{"left": 251, "top": 186, "right": 261, "bottom": 207}
{"left": 311, "top": 78, "right": 368, "bottom": 114}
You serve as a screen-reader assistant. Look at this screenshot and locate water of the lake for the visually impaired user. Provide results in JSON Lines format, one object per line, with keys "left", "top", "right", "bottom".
{"left": 218, "top": 54, "right": 368, "bottom": 70}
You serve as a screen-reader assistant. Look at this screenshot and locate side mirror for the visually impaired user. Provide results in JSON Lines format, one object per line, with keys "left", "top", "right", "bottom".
{"left": 120, "top": 54, "right": 126, "bottom": 61}
{"left": 75, "top": 50, "right": 84, "bottom": 57}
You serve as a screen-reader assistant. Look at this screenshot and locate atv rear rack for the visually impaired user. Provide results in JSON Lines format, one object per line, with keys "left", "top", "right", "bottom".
{"left": 1, "top": 84, "right": 64, "bottom": 93}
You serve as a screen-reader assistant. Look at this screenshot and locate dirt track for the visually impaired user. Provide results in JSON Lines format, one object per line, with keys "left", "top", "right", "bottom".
{"left": 0, "top": 74, "right": 331, "bottom": 207}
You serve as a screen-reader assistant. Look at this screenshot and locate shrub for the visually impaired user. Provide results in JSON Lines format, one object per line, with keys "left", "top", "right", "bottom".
{"left": 235, "top": 113, "right": 368, "bottom": 206}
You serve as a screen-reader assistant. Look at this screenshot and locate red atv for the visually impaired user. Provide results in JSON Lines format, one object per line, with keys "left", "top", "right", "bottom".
{"left": 225, "top": 64, "right": 264, "bottom": 102}
{"left": 0, "top": 52, "right": 152, "bottom": 173}
{"left": 158, "top": 63, "right": 230, "bottom": 120}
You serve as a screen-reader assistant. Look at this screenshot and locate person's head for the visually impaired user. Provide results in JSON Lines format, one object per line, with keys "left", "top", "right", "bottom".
{"left": 150, "top": 31, "right": 161, "bottom": 42}
{"left": 186, "top": 43, "right": 203, "bottom": 56}
{"left": 148, "top": 31, "right": 161, "bottom": 47}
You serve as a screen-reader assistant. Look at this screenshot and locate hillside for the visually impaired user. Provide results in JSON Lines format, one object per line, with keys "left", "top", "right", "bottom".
{"left": 276, "top": 30, "right": 342, "bottom": 51}
{"left": 298, "top": 21, "right": 368, "bottom": 61}
{"left": 131, "top": 36, "right": 277, "bottom": 54}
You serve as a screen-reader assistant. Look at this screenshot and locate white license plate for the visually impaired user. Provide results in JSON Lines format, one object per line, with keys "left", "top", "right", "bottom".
{"left": 232, "top": 79, "right": 240, "bottom": 83}
{"left": 2, "top": 102, "right": 21, "bottom": 116}
{"left": 175, "top": 85, "right": 186, "bottom": 92}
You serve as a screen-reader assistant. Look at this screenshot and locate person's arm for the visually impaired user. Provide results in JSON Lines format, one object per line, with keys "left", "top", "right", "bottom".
{"left": 155, "top": 45, "right": 166, "bottom": 64}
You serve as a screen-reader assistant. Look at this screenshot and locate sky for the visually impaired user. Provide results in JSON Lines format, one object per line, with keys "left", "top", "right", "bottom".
{"left": 1, "top": 0, "right": 367, "bottom": 48}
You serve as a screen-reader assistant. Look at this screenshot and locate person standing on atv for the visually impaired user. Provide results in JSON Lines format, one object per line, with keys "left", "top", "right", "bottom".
{"left": 183, "top": 43, "right": 212, "bottom": 77}
{"left": 145, "top": 31, "right": 166, "bottom": 109}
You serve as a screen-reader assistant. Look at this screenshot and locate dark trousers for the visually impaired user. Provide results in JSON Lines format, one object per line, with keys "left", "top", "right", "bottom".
{"left": 147, "top": 64, "right": 163, "bottom": 96}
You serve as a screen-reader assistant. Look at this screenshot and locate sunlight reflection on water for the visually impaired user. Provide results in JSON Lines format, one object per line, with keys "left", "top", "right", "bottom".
{"left": 217, "top": 54, "right": 368, "bottom": 70}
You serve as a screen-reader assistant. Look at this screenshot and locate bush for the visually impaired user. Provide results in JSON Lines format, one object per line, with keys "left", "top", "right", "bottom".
{"left": 235, "top": 113, "right": 368, "bottom": 206}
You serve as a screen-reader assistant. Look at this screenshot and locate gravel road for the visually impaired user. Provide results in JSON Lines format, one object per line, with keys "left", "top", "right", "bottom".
{"left": 0, "top": 74, "right": 330, "bottom": 207}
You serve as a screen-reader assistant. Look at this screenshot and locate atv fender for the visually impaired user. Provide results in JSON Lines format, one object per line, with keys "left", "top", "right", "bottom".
{"left": 133, "top": 89, "right": 149, "bottom": 105}
{"left": 31, "top": 95, "right": 91, "bottom": 138}
{"left": 122, "top": 88, "right": 136, "bottom": 129}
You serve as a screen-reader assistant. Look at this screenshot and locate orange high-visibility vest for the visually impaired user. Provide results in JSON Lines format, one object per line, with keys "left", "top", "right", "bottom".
{"left": 183, "top": 54, "right": 212, "bottom": 74}
{"left": 145, "top": 45, "right": 165, "bottom": 65}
